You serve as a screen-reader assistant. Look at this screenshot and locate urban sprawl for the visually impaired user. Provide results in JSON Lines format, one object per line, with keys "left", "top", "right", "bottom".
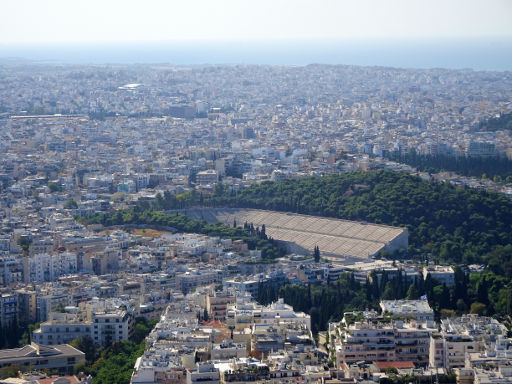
{"left": 0, "top": 63, "right": 511, "bottom": 384}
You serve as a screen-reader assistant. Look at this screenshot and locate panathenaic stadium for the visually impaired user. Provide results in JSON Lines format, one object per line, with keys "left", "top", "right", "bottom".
{"left": 176, "top": 208, "right": 408, "bottom": 263}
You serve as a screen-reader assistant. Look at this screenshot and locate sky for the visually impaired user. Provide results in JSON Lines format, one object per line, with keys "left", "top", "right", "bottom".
{"left": 1, "top": 0, "right": 512, "bottom": 44}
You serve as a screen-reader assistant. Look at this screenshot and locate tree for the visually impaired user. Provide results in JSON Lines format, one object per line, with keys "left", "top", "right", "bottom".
{"left": 17, "top": 237, "right": 32, "bottom": 253}
{"left": 406, "top": 282, "right": 420, "bottom": 300}
{"left": 382, "top": 282, "right": 394, "bottom": 300}
{"left": 440, "top": 309, "right": 457, "bottom": 318}
{"left": 19, "top": 322, "right": 40, "bottom": 345}
{"left": 314, "top": 245, "right": 320, "bottom": 263}
{"left": 0, "top": 364, "right": 24, "bottom": 379}
{"left": 456, "top": 298, "right": 467, "bottom": 313}
{"left": 385, "top": 367, "right": 399, "bottom": 375}
{"left": 64, "top": 199, "right": 78, "bottom": 209}
{"left": 470, "top": 302, "right": 487, "bottom": 316}
{"left": 47, "top": 182, "right": 62, "bottom": 193}
{"left": 69, "top": 335, "right": 98, "bottom": 362}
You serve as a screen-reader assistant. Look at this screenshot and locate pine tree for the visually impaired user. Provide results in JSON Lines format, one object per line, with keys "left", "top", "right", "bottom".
{"left": 406, "top": 282, "right": 420, "bottom": 300}
{"left": 314, "top": 245, "right": 320, "bottom": 262}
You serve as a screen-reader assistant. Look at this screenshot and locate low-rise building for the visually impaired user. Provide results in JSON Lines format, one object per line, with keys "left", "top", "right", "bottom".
{"left": 423, "top": 266, "right": 455, "bottom": 286}
{"left": 0, "top": 343, "right": 85, "bottom": 375}
{"left": 186, "top": 362, "right": 220, "bottom": 384}
{"left": 380, "top": 300, "right": 435, "bottom": 324}
{"left": 211, "top": 340, "right": 246, "bottom": 360}
{"left": 32, "top": 304, "right": 135, "bottom": 347}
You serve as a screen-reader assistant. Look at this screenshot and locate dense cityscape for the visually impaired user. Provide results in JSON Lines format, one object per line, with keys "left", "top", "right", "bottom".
{"left": 0, "top": 61, "right": 511, "bottom": 384}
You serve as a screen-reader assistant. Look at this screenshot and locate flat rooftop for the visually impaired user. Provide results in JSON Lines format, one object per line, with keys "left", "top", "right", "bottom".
{"left": 177, "top": 208, "right": 408, "bottom": 262}
{"left": 380, "top": 300, "right": 434, "bottom": 315}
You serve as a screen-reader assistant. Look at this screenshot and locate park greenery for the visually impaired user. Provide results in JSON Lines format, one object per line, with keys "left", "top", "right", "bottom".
{"left": 479, "top": 112, "right": 512, "bottom": 132}
{"left": 387, "top": 149, "right": 512, "bottom": 180}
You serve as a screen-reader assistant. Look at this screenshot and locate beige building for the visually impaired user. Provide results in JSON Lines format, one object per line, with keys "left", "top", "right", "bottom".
{"left": 206, "top": 293, "right": 235, "bottom": 321}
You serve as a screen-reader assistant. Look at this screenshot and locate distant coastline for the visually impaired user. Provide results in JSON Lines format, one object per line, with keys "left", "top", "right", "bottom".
{"left": 0, "top": 37, "right": 511, "bottom": 71}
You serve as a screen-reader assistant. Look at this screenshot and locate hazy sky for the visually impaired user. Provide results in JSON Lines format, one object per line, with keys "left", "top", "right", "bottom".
{"left": 1, "top": 0, "right": 511, "bottom": 44}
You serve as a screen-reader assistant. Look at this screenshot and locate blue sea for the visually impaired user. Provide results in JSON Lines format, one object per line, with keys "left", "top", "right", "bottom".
{"left": 1, "top": 38, "right": 511, "bottom": 71}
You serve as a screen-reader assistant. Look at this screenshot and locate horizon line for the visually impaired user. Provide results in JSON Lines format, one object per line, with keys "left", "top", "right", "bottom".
{"left": 1, "top": 35, "right": 512, "bottom": 46}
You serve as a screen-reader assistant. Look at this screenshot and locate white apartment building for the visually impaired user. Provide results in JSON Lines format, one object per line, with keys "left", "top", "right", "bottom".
{"left": 336, "top": 321, "right": 396, "bottom": 365}
{"left": 36, "top": 292, "right": 69, "bottom": 322}
{"left": 335, "top": 319, "right": 435, "bottom": 367}
{"left": 186, "top": 362, "right": 220, "bottom": 384}
{"left": 0, "top": 256, "right": 23, "bottom": 286}
{"left": 0, "top": 293, "right": 18, "bottom": 325}
{"left": 223, "top": 279, "right": 260, "bottom": 297}
{"left": 175, "top": 270, "right": 219, "bottom": 294}
{"left": 92, "top": 309, "right": 135, "bottom": 346}
{"left": 429, "top": 315, "right": 504, "bottom": 369}
{"left": 226, "top": 298, "right": 311, "bottom": 331}
{"left": 395, "top": 320, "right": 433, "bottom": 365}
{"left": 32, "top": 307, "right": 134, "bottom": 347}
{"left": 196, "top": 170, "right": 218, "bottom": 185}
{"left": 23, "top": 252, "right": 78, "bottom": 283}
{"left": 131, "top": 346, "right": 187, "bottom": 384}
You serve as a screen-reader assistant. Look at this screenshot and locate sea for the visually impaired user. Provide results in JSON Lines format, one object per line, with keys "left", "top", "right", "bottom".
{"left": 0, "top": 38, "right": 511, "bottom": 71}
